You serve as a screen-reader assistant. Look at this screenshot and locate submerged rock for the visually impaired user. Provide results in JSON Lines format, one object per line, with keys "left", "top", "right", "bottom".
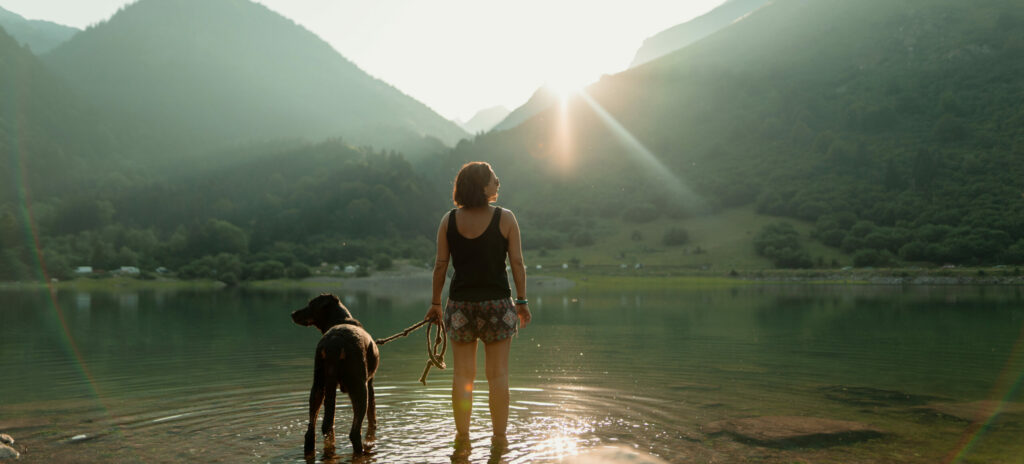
{"left": 704, "top": 416, "right": 885, "bottom": 448}
{"left": 0, "top": 444, "right": 18, "bottom": 460}
{"left": 819, "top": 385, "right": 945, "bottom": 407}
{"left": 917, "top": 400, "right": 1024, "bottom": 424}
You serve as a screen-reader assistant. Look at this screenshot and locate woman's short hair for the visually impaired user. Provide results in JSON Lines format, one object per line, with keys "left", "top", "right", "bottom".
{"left": 452, "top": 162, "right": 496, "bottom": 208}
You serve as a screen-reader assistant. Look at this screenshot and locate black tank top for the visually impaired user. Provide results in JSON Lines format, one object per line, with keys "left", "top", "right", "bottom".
{"left": 447, "top": 206, "right": 511, "bottom": 301}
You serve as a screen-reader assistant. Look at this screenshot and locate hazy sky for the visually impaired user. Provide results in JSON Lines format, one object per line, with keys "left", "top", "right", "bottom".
{"left": 2, "top": 0, "right": 725, "bottom": 121}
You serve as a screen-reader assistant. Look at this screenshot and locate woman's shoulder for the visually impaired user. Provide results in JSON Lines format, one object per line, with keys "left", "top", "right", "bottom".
{"left": 497, "top": 206, "right": 516, "bottom": 219}
{"left": 439, "top": 209, "right": 455, "bottom": 228}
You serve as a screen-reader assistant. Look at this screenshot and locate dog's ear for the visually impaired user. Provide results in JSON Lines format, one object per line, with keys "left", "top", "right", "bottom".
{"left": 311, "top": 293, "right": 348, "bottom": 317}
{"left": 333, "top": 294, "right": 358, "bottom": 319}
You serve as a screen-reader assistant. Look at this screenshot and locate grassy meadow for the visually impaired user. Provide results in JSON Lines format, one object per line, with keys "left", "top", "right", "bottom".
{"left": 523, "top": 206, "right": 851, "bottom": 271}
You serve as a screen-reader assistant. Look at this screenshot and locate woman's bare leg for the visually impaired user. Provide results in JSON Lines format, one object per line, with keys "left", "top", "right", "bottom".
{"left": 484, "top": 337, "right": 512, "bottom": 438}
{"left": 451, "top": 340, "right": 478, "bottom": 437}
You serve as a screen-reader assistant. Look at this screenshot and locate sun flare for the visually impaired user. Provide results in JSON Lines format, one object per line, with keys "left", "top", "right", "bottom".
{"left": 544, "top": 71, "right": 594, "bottom": 104}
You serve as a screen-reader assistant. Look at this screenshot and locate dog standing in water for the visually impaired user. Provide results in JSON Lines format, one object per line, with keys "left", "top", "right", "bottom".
{"left": 291, "top": 293, "right": 378, "bottom": 456}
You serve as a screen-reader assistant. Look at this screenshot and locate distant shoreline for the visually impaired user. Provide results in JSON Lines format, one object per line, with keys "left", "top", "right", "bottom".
{"left": 3, "top": 265, "right": 1023, "bottom": 292}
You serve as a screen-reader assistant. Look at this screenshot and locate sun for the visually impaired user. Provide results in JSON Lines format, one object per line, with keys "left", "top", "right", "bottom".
{"left": 546, "top": 81, "right": 579, "bottom": 103}
{"left": 544, "top": 71, "right": 594, "bottom": 103}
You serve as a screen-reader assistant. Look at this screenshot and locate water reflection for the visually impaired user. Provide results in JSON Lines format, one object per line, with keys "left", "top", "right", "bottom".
{"left": 75, "top": 292, "right": 91, "bottom": 310}
{"left": 0, "top": 285, "right": 1022, "bottom": 463}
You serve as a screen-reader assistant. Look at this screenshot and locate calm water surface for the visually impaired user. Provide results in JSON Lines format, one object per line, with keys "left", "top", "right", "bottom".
{"left": 1, "top": 284, "right": 1023, "bottom": 463}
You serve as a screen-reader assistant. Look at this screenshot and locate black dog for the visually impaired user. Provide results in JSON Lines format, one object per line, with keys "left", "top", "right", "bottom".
{"left": 291, "top": 293, "right": 379, "bottom": 455}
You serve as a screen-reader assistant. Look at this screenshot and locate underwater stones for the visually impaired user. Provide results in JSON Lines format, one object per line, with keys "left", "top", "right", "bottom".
{"left": 0, "top": 444, "right": 18, "bottom": 460}
{"left": 0, "top": 434, "right": 17, "bottom": 460}
{"left": 916, "top": 400, "right": 1024, "bottom": 424}
{"left": 704, "top": 416, "right": 885, "bottom": 448}
{"left": 819, "top": 385, "right": 945, "bottom": 407}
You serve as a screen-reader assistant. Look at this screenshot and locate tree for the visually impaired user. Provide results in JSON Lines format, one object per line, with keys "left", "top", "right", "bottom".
{"left": 288, "top": 263, "right": 312, "bottom": 279}
{"left": 853, "top": 249, "right": 895, "bottom": 267}
{"left": 754, "top": 223, "right": 812, "bottom": 268}
{"left": 180, "top": 220, "right": 249, "bottom": 260}
{"left": 662, "top": 227, "right": 690, "bottom": 246}
{"left": 373, "top": 255, "right": 393, "bottom": 271}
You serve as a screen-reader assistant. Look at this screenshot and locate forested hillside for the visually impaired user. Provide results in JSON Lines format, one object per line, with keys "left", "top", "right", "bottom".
{"left": 442, "top": 0, "right": 1024, "bottom": 268}
{"left": 4, "top": 0, "right": 1023, "bottom": 282}
{"left": 0, "top": 26, "right": 123, "bottom": 202}
{"left": 2, "top": 139, "right": 445, "bottom": 282}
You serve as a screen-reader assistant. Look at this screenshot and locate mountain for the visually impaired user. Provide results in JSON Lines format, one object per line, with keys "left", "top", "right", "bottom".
{"left": 490, "top": 86, "right": 560, "bottom": 132}
{"left": 488, "top": 0, "right": 768, "bottom": 133}
{"left": 0, "top": 24, "right": 128, "bottom": 279}
{"left": 443, "top": 0, "right": 1024, "bottom": 267}
{"left": 0, "top": 6, "right": 79, "bottom": 54}
{"left": 630, "top": 0, "right": 769, "bottom": 68}
{"left": 0, "top": 25, "right": 120, "bottom": 202}
{"left": 459, "top": 106, "right": 510, "bottom": 134}
{"left": 42, "top": 0, "right": 467, "bottom": 156}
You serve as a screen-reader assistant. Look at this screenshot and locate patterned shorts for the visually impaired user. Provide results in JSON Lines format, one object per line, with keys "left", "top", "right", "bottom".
{"left": 444, "top": 298, "right": 518, "bottom": 344}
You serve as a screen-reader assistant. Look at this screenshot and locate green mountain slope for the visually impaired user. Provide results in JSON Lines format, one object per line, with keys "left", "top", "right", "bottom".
{"left": 42, "top": 0, "right": 466, "bottom": 156}
{"left": 0, "top": 25, "right": 121, "bottom": 201}
{"left": 444, "top": 0, "right": 1024, "bottom": 266}
{"left": 0, "top": 6, "right": 79, "bottom": 54}
{"left": 629, "top": 0, "right": 769, "bottom": 68}
{"left": 1, "top": 24, "right": 131, "bottom": 280}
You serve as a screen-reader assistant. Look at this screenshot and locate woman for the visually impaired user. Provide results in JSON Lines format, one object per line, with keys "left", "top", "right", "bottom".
{"left": 424, "top": 161, "right": 532, "bottom": 445}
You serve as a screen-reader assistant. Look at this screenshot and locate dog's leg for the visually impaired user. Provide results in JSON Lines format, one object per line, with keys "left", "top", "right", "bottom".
{"left": 304, "top": 357, "right": 325, "bottom": 455}
{"left": 367, "top": 378, "right": 377, "bottom": 432}
{"left": 346, "top": 380, "right": 368, "bottom": 455}
{"left": 322, "top": 370, "right": 338, "bottom": 449}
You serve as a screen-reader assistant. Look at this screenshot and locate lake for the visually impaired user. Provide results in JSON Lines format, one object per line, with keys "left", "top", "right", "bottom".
{"left": 1, "top": 283, "right": 1023, "bottom": 463}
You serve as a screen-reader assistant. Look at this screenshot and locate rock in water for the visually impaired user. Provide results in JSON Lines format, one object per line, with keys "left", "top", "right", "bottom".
{"left": 917, "top": 400, "right": 1024, "bottom": 424}
{"left": 0, "top": 444, "right": 19, "bottom": 460}
{"left": 704, "top": 416, "right": 885, "bottom": 447}
{"left": 819, "top": 385, "right": 945, "bottom": 407}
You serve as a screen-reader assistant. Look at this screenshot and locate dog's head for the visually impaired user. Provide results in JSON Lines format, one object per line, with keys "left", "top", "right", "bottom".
{"left": 291, "top": 293, "right": 360, "bottom": 334}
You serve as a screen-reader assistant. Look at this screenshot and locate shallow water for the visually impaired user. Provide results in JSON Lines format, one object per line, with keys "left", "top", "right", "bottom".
{"left": 1, "top": 284, "right": 1023, "bottom": 463}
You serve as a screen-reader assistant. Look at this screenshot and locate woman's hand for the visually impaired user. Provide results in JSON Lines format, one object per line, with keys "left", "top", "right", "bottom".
{"left": 516, "top": 303, "right": 532, "bottom": 329}
{"left": 424, "top": 303, "right": 443, "bottom": 323}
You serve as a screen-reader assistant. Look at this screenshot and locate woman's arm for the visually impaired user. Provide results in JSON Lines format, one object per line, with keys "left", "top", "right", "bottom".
{"left": 505, "top": 210, "right": 531, "bottom": 328}
{"left": 424, "top": 212, "right": 450, "bottom": 321}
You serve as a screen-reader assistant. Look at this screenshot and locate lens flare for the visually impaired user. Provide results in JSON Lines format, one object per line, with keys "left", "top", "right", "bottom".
{"left": 577, "top": 90, "right": 703, "bottom": 210}
{"left": 944, "top": 319, "right": 1024, "bottom": 463}
{"left": 6, "top": 95, "right": 113, "bottom": 424}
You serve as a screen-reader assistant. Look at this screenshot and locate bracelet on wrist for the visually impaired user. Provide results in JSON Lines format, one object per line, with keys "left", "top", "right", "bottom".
{"left": 514, "top": 298, "right": 528, "bottom": 305}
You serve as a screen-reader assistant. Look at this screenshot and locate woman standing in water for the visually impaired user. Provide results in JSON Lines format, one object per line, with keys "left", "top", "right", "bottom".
{"left": 424, "top": 161, "right": 532, "bottom": 446}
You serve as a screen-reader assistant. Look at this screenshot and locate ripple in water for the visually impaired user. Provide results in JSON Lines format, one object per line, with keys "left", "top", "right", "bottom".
{"left": 3, "top": 286, "right": 1024, "bottom": 463}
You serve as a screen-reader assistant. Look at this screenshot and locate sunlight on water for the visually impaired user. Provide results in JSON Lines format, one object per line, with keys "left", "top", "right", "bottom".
{"left": 534, "top": 435, "right": 580, "bottom": 460}
{"left": 1, "top": 287, "right": 1023, "bottom": 462}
